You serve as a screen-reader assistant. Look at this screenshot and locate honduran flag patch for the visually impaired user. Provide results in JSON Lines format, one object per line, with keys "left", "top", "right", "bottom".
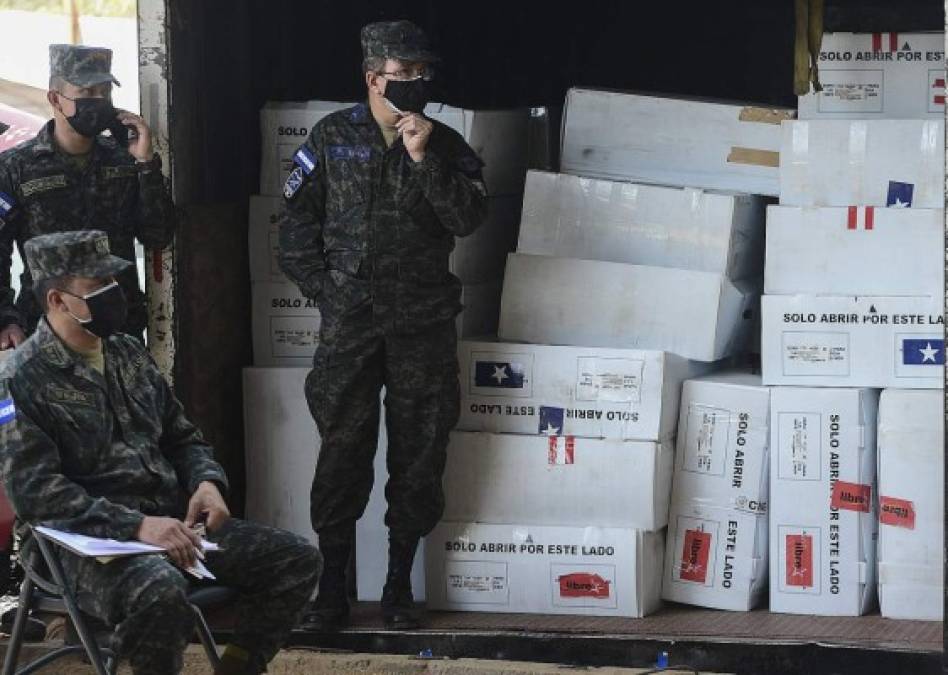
{"left": 0, "top": 191, "right": 14, "bottom": 217}
{"left": 0, "top": 398, "right": 16, "bottom": 425}
{"left": 293, "top": 145, "right": 318, "bottom": 175}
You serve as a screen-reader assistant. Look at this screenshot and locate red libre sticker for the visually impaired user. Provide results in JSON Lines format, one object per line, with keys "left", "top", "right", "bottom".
{"left": 558, "top": 572, "right": 610, "bottom": 599}
{"left": 679, "top": 529, "right": 712, "bottom": 583}
{"left": 880, "top": 496, "right": 916, "bottom": 530}
{"left": 830, "top": 481, "right": 872, "bottom": 513}
{"left": 785, "top": 534, "right": 814, "bottom": 588}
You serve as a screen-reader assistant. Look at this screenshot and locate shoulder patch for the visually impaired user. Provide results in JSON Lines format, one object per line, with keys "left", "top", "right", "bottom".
{"left": 284, "top": 165, "right": 305, "bottom": 199}
{"left": 0, "top": 397, "right": 15, "bottom": 425}
{"left": 293, "top": 146, "right": 318, "bottom": 175}
{"left": 0, "top": 191, "right": 14, "bottom": 216}
{"left": 20, "top": 175, "right": 68, "bottom": 198}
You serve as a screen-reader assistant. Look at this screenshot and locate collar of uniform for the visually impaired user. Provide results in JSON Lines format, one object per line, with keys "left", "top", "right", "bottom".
{"left": 34, "top": 318, "right": 78, "bottom": 370}
{"left": 349, "top": 102, "right": 373, "bottom": 126}
{"left": 31, "top": 121, "right": 57, "bottom": 156}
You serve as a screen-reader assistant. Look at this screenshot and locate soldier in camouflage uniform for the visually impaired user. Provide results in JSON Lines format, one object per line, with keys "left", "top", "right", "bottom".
{"left": 279, "top": 20, "right": 487, "bottom": 631}
{"left": 0, "top": 44, "right": 176, "bottom": 346}
{"left": 0, "top": 231, "right": 320, "bottom": 675}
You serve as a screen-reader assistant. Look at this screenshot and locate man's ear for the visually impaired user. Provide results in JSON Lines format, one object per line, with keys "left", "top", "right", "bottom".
{"left": 47, "top": 90, "right": 61, "bottom": 112}
{"left": 365, "top": 71, "right": 383, "bottom": 97}
{"left": 46, "top": 287, "right": 64, "bottom": 313}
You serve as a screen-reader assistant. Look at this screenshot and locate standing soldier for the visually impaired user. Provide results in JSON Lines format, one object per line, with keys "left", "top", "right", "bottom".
{"left": 0, "top": 44, "right": 176, "bottom": 346}
{"left": 279, "top": 20, "right": 488, "bottom": 630}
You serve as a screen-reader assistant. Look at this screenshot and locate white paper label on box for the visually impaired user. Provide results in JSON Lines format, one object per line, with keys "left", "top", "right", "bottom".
{"left": 670, "top": 515, "right": 719, "bottom": 587}
{"left": 550, "top": 563, "right": 618, "bottom": 609}
{"left": 445, "top": 561, "right": 509, "bottom": 605}
{"left": 682, "top": 404, "right": 730, "bottom": 476}
{"left": 778, "top": 525, "right": 822, "bottom": 595}
{"left": 818, "top": 71, "right": 883, "bottom": 113}
{"left": 894, "top": 333, "right": 944, "bottom": 379}
{"left": 468, "top": 350, "right": 534, "bottom": 398}
{"left": 782, "top": 332, "right": 850, "bottom": 376}
{"left": 575, "top": 357, "right": 644, "bottom": 403}
{"left": 777, "top": 412, "right": 821, "bottom": 481}
{"left": 270, "top": 316, "right": 318, "bottom": 358}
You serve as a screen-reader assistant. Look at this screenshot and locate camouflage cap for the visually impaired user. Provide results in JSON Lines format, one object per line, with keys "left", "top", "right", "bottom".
{"left": 361, "top": 20, "right": 439, "bottom": 63}
{"left": 25, "top": 231, "right": 132, "bottom": 283}
{"left": 49, "top": 44, "right": 121, "bottom": 88}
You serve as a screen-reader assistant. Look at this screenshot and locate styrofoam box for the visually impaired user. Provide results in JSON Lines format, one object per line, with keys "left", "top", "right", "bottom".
{"left": 498, "top": 253, "right": 758, "bottom": 363}
{"left": 259, "top": 101, "right": 528, "bottom": 197}
{"left": 798, "top": 32, "right": 945, "bottom": 120}
{"left": 662, "top": 503, "right": 767, "bottom": 612}
{"left": 249, "top": 194, "right": 523, "bottom": 286}
{"left": 457, "top": 341, "right": 711, "bottom": 440}
{"left": 765, "top": 206, "right": 944, "bottom": 296}
{"left": 518, "top": 171, "right": 766, "bottom": 280}
{"left": 560, "top": 88, "right": 794, "bottom": 196}
{"left": 442, "top": 431, "right": 673, "bottom": 531}
{"left": 243, "top": 368, "right": 317, "bottom": 546}
{"left": 877, "top": 389, "right": 944, "bottom": 621}
{"left": 251, "top": 281, "right": 320, "bottom": 367}
{"left": 426, "top": 521, "right": 664, "bottom": 618}
{"left": 761, "top": 295, "right": 944, "bottom": 389}
{"left": 769, "top": 387, "right": 879, "bottom": 616}
{"left": 779, "top": 119, "right": 944, "bottom": 208}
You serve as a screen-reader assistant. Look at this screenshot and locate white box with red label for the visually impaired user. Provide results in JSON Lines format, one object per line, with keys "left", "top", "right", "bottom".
{"left": 517, "top": 170, "right": 766, "bottom": 280}
{"left": 779, "top": 119, "right": 944, "bottom": 208}
{"left": 259, "top": 101, "right": 528, "bottom": 197}
{"left": 442, "top": 431, "right": 672, "bottom": 531}
{"left": 765, "top": 206, "right": 944, "bottom": 296}
{"left": 559, "top": 88, "right": 794, "bottom": 196}
{"left": 251, "top": 281, "right": 321, "bottom": 368}
{"left": 425, "top": 521, "right": 664, "bottom": 617}
{"left": 769, "top": 387, "right": 879, "bottom": 616}
{"left": 761, "top": 294, "right": 944, "bottom": 389}
{"left": 457, "top": 340, "right": 712, "bottom": 441}
{"left": 877, "top": 388, "right": 944, "bottom": 621}
{"left": 662, "top": 372, "right": 770, "bottom": 611}
{"left": 498, "top": 253, "right": 758, "bottom": 363}
{"left": 798, "top": 32, "right": 945, "bottom": 120}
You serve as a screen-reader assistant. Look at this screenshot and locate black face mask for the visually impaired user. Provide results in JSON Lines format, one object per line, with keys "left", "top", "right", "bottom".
{"left": 61, "top": 282, "right": 128, "bottom": 338}
{"left": 61, "top": 95, "right": 116, "bottom": 138}
{"left": 383, "top": 78, "right": 429, "bottom": 114}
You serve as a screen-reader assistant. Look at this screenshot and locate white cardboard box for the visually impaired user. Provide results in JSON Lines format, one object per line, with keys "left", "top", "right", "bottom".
{"left": 798, "top": 32, "right": 945, "bottom": 119}
{"left": 661, "top": 372, "right": 770, "bottom": 612}
{"left": 260, "top": 101, "right": 528, "bottom": 197}
{"left": 560, "top": 88, "right": 793, "bottom": 196}
{"left": 249, "top": 194, "right": 522, "bottom": 286}
{"left": 764, "top": 206, "right": 944, "bottom": 296}
{"left": 442, "top": 431, "right": 673, "bottom": 531}
{"left": 498, "top": 253, "right": 758, "bottom": 362}
{"left": 243, "top": 368, "right": 317, "bottom": 545}
{"left": 779, "top": 119, "right": 944, "bottom": 208}
{"left": 761, "top": 294, "right": 944, "bottom": 389}
{"left": 251, "top": 281, "right": 320, "bottom": 367}
{"left": 426, "top": 521, "right": 664, "bottom": 617}
{"left": 457, "top": 341, "right": 711, "bottom": 440}
{"left": 517, "top": 171, "right": 765, "bottom": 279}
{"left": 769, "top": 387, "right": 879, "bottom": 616}
{"left": 877, "top": 389, "right": 944, "bottom": 621}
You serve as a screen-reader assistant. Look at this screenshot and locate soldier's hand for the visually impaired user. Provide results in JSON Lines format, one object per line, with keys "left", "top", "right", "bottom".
{"left": 116, "top": 110, "right": 154, "bottom": 162}
{"left": 0, "top": 325, "right": 25, "bottom": 350}
{"left": 397, "top": 113, "right": 433, "bottom": 162}
{"left": 185, "top": 481, "right": 230, "bottom": 532}
{"left": 136, "top": 516, "right": 202, "bottom": 569}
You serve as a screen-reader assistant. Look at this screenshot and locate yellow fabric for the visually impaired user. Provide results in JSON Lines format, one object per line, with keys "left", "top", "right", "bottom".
{"left": 379, "top": 122, "right": 399, "bottom": 148}
{"left": 75, "top": 343, "right": 104, "bottom": 374}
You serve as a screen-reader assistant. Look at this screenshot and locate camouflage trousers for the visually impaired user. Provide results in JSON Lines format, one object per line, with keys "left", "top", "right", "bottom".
{"left": 58, "top": 518, "right": 320, "bottom": 675}
{"left": 306, "top": 318, "right": 460, "bottom": 539}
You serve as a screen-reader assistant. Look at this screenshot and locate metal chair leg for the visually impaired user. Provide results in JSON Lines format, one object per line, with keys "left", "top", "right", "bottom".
{"left": 191, "top": 604, "right": 222, "bottom": 669}
{"left": 1, "top": 576, "right": 36, "bottom": 675}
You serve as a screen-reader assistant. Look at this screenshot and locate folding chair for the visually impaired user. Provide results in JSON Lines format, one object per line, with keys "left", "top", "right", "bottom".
{"left": 2, "top": 527, "right": 237, "bottom": 675}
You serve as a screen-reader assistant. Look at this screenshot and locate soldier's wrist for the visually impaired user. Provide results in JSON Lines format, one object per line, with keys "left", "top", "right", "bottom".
{"left": 136, "top": 153, "right": 161, "bottom": 171}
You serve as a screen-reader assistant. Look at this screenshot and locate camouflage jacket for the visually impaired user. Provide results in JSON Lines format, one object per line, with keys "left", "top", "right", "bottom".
{"left": 0, "top": 319, "right": 228, "bottom": 540}
{"left": 278, "top": 102, "right": 488, "bottom": 333}
{"left": 0, "top": 121, "right": 176, "bottom": 335}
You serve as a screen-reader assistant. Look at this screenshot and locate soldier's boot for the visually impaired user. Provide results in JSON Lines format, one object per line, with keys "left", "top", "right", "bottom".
{"left": 300, "top": 537, "right": 351, "bottom": 632}
{"left": 380, "top": 535, "right": 421, "bottom": 630}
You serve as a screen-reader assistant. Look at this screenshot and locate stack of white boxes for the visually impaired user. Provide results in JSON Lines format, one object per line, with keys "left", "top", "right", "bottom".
{"left": 764, "top": 32, "right": 945, "bottom": 619}
{"left": 427, "top": 89, "right": 788, "bottom": 618}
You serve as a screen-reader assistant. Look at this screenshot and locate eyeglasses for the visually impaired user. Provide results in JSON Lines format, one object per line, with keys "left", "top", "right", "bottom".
{"left": 378, "top": 67, "right": 434, "bottom": 82}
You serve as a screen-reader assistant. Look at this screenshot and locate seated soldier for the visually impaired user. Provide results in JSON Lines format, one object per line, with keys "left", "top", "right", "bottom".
{"left": 0, "top": 231, "right": 320, "bottom": 675}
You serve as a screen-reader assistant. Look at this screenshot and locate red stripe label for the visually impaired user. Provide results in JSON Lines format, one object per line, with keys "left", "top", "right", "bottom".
{"left": 864, "top": 206, "right": 874, "bottom": 231}
{"left": 830, "top": 480, "right": 872, "bottom": 513}
{"left": 679, "top": 529, "right": 712, "bottom": 583}
{"left": 872, "top": 33, "right": 882, "bottom": 52}
{"left": 880, "top": 496, "right": 916, "bottom": 530}
{"left": 547, "top": 436, "right": 575, "bottom": 465}
{"left": 847, "top": 206, "right": 857, "bottom": 230}
{"left": 785, "top": 534, "right": 814, "bottom": 588}
{"left": 889, "top": 32, "right": 898, "bottom": 52}
{"left": 935, "top": 78, "right": 945, "bottom": 88}
{"left": 935, "top": 95, "right": 946, "bottom": 106}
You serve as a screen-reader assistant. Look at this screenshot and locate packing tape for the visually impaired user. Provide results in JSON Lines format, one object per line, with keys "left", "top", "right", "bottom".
{"left": 738, "top": 107, "right": 795, "bottom": 125}
{"left": 727, "top": 147, "right": 780, "bottom": 168}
